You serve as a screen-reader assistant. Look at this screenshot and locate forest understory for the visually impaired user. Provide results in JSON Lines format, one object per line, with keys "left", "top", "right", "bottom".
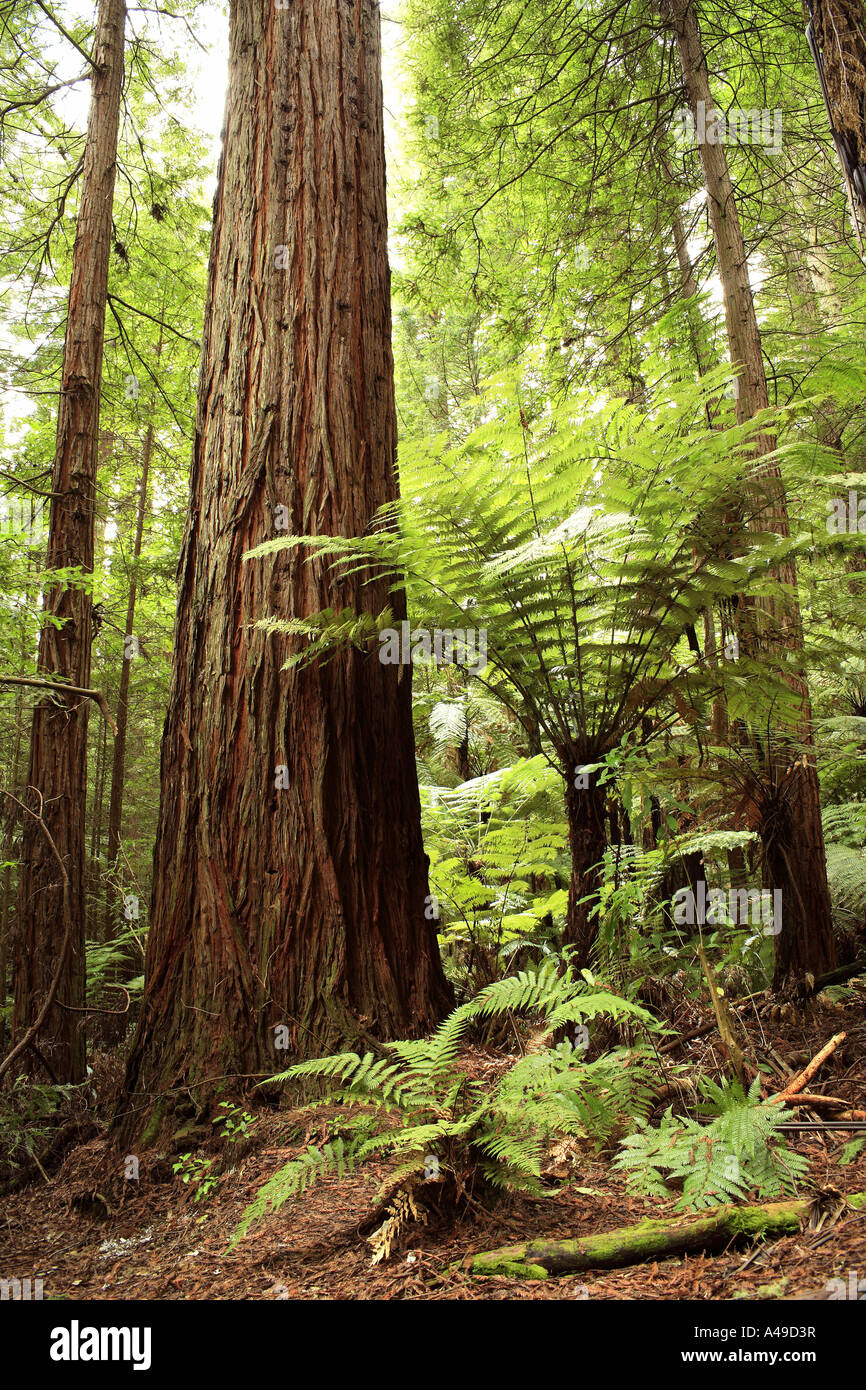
{"left": 2, "top": 983, "right": 865, "bottom": 1301}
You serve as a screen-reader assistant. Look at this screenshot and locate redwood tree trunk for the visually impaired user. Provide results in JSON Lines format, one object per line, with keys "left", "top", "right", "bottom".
{"left": 811, "top": 0, "right": 866, "bottom": 222}
{"left": 118, "top": 0, "right": 450, "bottom": 1141}
{"left": 668, "top": 0, "right": 836, "bottom": 990}
{"left": 11, "top": 0, "right": 126, "bottom": 1082}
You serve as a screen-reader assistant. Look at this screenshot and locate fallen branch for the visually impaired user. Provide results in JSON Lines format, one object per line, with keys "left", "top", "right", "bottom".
{"left": 659, "top": 990, "right": 762, "bottom": 1055}
{"left": 767, "top": 1033, "right": 846, "bottom": 1106}
{"left": 779, "top": 1121, "right": 866, "bottom": 1131}
{"left": 659, "top": 1017, "right": 719, "bottom": 1053}
{"left": 467, "top": 1191, "right": 866, "bottom": 1279}
{"left": 0, "top": 675, "right": 117, "bottom": 736}
{"left": 784, "top": 1092, "right": 851, "bottom": 1108}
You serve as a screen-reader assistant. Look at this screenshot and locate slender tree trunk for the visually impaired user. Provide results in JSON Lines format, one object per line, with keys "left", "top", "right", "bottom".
{"left": 667, "top": 0, "right": 836, "bottom": 988}
{"left": 0, "top": 621, "right": 29, "bottom": 1049}
{"left": 11, "top": 0, "right": 126, "bottom": 1081}
{"left": 104, "top": 421, "right": 153, "bottom": 936}
{"left": 0, "top": 851, "right": 11, "bottom": 1050}
{"left": 662, "top": 155, "right": 713, "bottom": 381}
{"left": 87, "top": 429, "right": 116, "bottom": 936}
{"left": 117, "top": 0, "right": 450, "bottom": 1142}
{"left": 88, "top": 713, "right": 108, "bottom": 925}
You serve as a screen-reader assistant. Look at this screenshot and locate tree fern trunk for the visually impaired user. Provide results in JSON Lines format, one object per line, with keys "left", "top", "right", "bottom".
{"left": 563, "top": 773, "right": 608, "bottom": 965}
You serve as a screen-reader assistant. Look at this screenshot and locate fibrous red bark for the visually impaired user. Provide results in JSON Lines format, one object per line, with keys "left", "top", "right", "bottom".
{"left": 118, "top": 0, "right": 450, "bottom": 1140}
{"left": 12, "top": 0, "right": 126, "bottom": 1083}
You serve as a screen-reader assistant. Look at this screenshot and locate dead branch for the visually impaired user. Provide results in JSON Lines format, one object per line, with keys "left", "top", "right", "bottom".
{"left": 0, "top": 675, "right": 117, "bottom": 736}
{"left": 54, "top": 986, "right": 130, "bottom": 1017}
{"left": 768, "top": 1033, "right": 846, "bottom": 1105}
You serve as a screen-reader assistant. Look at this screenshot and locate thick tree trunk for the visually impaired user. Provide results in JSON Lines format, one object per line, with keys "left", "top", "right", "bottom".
{"left": 11, "top": 0, "right": 126, "bottom": 1082}
{"left": 668, "top": 0, "right": 835, "bottom": 990}
{"left": 811, "top": 0, "right": 866, "bottom": 224}
{"left": 117, "top": 0, "right": 450, "bottom": 1142}
{"left": 563, "top": 772, "right": 608, "bottom": 965}
{"left": 727, "top": 844, "right": 748, "bottom": 888}
{"left": 761, "top": 756, "right": 837, "bottom": 980}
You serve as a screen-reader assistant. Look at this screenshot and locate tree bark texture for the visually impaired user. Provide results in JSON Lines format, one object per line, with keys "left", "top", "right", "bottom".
{"left": 11, "top": 0, "right": 126, "bottom": 1082}
{"left": 563, "top": 771, "right": 608, "bottom": 965}
{"left": 119, "top": 0, "right": 450, "bottom": 1140}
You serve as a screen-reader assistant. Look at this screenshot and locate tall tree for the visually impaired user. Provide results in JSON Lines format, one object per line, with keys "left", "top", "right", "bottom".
{"left": 104, "top": 420, "right": 153, "bottom": 930}
{"left": 118, "top": 0, "right": 450, "bottom": 1140}
{"left": 11, "top": 0, "right": 126, "bottom": 1082}
{"left": 666, "top": 0, "right": 836, "bottom": 987}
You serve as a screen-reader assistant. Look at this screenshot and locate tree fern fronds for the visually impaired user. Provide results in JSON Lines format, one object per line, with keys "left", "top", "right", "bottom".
{"left": 260, "top": 1053, "right": 370, "bottom": 1088}
{"left": 386, "top": 1001, "right": 475, "bottom": 1076}
{"left": 542, "top": 992, "right": 659, "bottom": 1036}
{"left": 466, "top": 959, "right": 569, "bottom": 1018}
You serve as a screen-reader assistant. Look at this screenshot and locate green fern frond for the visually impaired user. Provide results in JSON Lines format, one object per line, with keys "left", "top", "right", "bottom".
{"left": 614, "top": 1087, "right": 808, "bottom": 1212}
{"left": 231, "top": 1137, "right": 361, "bottom": 1246}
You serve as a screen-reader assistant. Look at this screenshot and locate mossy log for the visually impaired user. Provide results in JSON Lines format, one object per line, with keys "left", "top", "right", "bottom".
{"left": 469, "top": 1191, "right": 866, "bottom": 1279}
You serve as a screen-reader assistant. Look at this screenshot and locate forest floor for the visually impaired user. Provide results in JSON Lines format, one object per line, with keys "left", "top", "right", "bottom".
{"left": 2, "top": 988, "right": 865, "bottom": 1301}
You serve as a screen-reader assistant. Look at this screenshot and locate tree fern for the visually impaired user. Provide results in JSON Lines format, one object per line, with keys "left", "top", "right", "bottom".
{"left": 824, "top": 843, "right": 866, "bottom": 931}
{"left": 243, "top": 377, "right": 804, "bottom": 951}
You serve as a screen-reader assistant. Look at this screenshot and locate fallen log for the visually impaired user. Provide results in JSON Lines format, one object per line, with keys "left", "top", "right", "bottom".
{"left": 813, "top": 957, "right": 866, "bottom": 991}
{"left": 467, "top": 1191, "right": 866, "bottom": 1279}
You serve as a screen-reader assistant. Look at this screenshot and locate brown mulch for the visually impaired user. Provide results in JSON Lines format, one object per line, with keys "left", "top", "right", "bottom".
{"left": 1, "top": 987, "right": 864, "bottom": 1301}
